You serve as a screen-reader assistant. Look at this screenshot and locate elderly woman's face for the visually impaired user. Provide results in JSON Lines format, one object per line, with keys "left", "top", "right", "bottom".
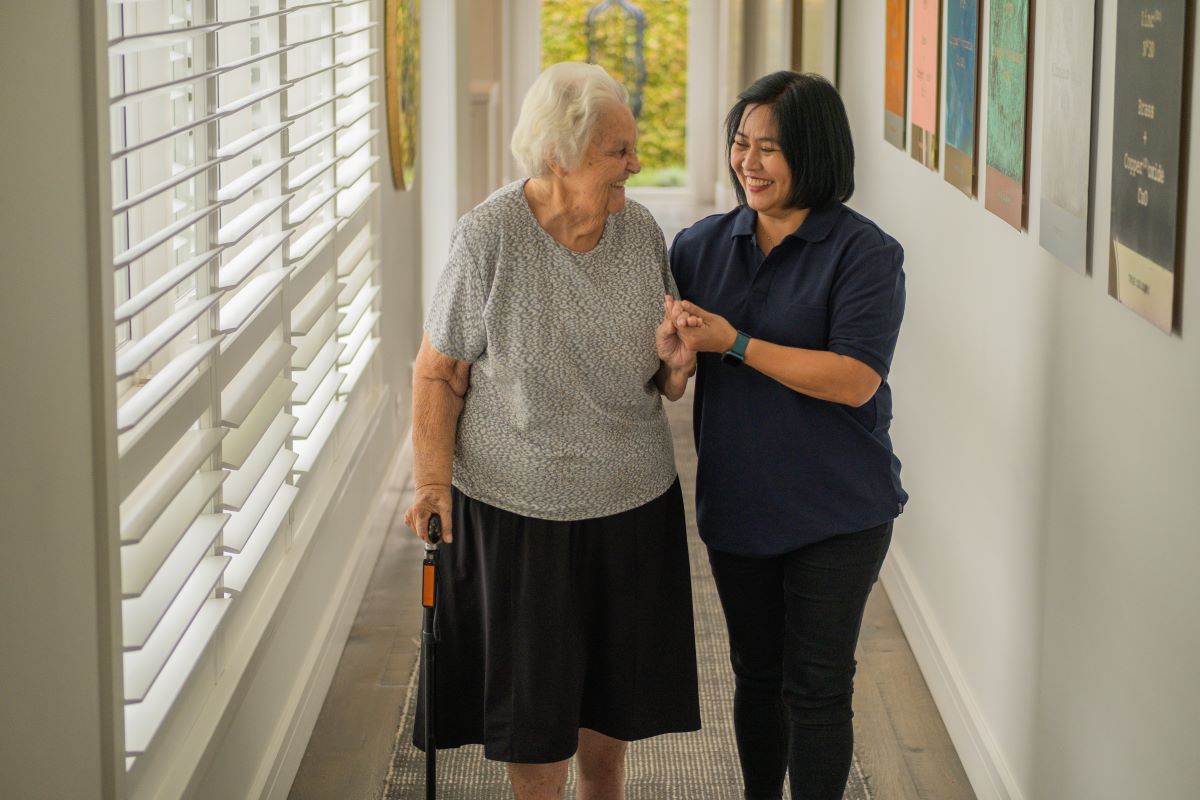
{"left": 564, "top": 103, "right": 641, "bottom": 216}
{"left": 731, "top": 104, "right": 794, "bottom": 216}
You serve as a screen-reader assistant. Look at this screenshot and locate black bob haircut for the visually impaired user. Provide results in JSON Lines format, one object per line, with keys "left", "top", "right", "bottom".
{"left": 725, "top": 71, "right": 855, "bottom": 210}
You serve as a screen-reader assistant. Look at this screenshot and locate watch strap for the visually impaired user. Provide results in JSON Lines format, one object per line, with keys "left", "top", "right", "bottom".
{"left": 722, "top": 330, "right": 751, "bottom": 365}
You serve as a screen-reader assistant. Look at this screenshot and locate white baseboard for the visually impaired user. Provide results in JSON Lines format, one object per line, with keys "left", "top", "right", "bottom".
{"left": 880, "top": 546, "right": 1025, "bottom": 800}
{"left": 260, "top": 428, "right": 413, "bottom": 800}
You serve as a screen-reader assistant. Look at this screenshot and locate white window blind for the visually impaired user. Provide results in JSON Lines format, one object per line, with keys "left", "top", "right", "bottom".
{"left": 106, "top": 0, "right": 382, "bottom": 765}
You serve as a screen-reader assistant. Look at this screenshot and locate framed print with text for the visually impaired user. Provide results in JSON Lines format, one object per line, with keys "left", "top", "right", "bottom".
{"left": 944, "top": 0, "right": 981, "bottom": 196}
{"left": 984, "top": 0, "right": 1032, "bottom": 230}
{"left": 910, "top": 0, "right": 940, "bottom": 169}
{"left": 1109, "top": 0, "right": 1188, "bottom": 332}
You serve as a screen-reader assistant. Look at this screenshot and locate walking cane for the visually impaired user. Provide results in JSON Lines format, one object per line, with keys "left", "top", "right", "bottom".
{"left": 422, "top": 513, "right": 443, "bottom": 800}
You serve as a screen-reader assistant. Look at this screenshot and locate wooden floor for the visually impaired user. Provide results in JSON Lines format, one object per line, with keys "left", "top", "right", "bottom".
{"left": 288, "top": 479, "right": 975, "bottom": 800}
{"left": 289, "top": 194, "right": 975, "bottom": 798}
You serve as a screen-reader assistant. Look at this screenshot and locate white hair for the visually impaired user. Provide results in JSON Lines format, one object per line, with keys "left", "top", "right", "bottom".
{"left": 510, "top": 62, "right": 629, "bottom": 178}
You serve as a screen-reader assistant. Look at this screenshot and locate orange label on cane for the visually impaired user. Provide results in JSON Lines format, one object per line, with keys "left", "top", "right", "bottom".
{"left": 422, "top": 563, "right": 436, "bottom": 608}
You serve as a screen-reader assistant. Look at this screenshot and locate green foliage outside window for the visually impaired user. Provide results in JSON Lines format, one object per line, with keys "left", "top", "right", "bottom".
{"left": 541, "top": 0, "right": 688, "bottom": 187}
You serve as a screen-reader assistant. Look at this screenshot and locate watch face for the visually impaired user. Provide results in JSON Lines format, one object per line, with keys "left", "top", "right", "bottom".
{"left": 722, "top": 350, "right": 744, "bottom": 366}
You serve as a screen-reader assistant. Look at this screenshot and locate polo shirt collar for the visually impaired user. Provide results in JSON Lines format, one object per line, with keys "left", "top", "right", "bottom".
{"left": 729, "top": 202, "right": 842, "bottom": 244}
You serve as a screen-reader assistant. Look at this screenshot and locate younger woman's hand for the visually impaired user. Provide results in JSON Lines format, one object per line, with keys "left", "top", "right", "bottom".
{"left": 673, "top": 300, "right": 738, "bottom": 354}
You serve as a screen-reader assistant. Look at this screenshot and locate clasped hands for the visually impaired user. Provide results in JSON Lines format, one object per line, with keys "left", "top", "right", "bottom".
{"left": 655, "top": 295, "right": 738, "bottom": 368}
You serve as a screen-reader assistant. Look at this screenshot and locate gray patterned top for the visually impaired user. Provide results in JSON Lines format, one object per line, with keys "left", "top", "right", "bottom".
{"left": 425, "top": 180, "right": 679, "bottom": 521}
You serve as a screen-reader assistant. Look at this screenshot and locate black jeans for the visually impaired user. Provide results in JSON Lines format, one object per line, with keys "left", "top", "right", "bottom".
{"left": 707, "top": 522, "right": 893, "bottom": 800}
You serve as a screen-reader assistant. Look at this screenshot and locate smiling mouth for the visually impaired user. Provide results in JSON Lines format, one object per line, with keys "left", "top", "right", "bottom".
{"left": 611, "top": 181, "right": 626, "bottom": 189}
{"left": 745, "top": 177, "right": 772, "bottom": 188}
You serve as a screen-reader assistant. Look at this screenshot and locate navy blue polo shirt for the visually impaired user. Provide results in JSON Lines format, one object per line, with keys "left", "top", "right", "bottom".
{"left": 669, "top": 203, "right": 907, "bottom": 556}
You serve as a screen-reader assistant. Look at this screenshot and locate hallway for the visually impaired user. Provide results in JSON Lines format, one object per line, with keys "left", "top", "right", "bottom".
{"left": 290, "top": 186, "right": 974, "bottom": 797}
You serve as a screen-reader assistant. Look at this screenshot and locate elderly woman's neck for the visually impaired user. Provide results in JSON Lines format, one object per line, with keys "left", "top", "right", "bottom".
{"left": 524, "top": 177, "right": 609, "bottom": 253}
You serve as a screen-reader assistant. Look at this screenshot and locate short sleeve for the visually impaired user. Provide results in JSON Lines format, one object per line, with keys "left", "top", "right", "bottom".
{"left": 827, "top": 239, "right": 905, "bottom": 380}
{"left": 424, "top": 217, "right": 488, "bottom": 363}
{"left": 657, "top": 227, "right": 680, "bottom": 300}
{"left": 667, "top": 228, "right": 688, "bottom": 297}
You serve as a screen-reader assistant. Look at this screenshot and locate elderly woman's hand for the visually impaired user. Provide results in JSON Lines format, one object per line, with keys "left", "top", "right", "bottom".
{"left": 673, "top": 300, "right": 738, "bottom": 354}
{"left": 656, "top": 296, "right": 700, "bottom": 372}
{"left": 404, "top": 483, "right": 453, "bottom": 544}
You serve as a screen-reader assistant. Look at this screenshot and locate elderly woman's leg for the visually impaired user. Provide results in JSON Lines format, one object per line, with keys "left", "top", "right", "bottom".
{"left": 507, "top": 761, "right": 569, "bottom": 800}
{"left": 576, "top": 728, "right": 628, "bottom": 800}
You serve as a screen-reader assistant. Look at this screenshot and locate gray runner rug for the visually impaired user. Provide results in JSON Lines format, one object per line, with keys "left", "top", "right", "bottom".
{"left": 381, "top": 393, "right": 874, "bottom": 799}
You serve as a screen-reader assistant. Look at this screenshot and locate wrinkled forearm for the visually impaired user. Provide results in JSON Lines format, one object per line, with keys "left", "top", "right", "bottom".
{"left": 654, "top": 360, "right": 694, "bottom": 402}
{"left": 411, "top": 336, "right": 470, "bottom": 488}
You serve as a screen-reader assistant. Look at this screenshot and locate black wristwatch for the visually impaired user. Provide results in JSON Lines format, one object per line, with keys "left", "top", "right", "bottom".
{"left": 722, "top": 330, "right": 751, "bottom": 366}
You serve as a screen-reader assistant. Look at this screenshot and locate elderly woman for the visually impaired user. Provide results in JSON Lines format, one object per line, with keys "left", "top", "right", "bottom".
{"left": 403, "top": 62, "right": 701, "bottom": 800}
{"left": 669, "top": 72, "right": 907, "bottom": 800}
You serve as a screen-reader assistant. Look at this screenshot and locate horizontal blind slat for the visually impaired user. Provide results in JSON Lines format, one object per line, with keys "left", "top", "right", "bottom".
{"left": 216, "top": 121, "right": 292, "bottom": 161}
{"left": 288, "top": 219, "right": 338, "bottom": 262}
{"left": 221, "top": 449, "right": 298, "bottom": 552}
{"left": 293, "top": 399, "right": 345, "bottom": 474}
{"left": 337, "top": 282, "right": 379, "bottom": 336}
{"left": 121, "top": 519, "right": 227, "bottom": 653}
{"left": 117, "top": 369, "right": 212, "bottom": 500}
{"left": 116, "top": 294, "right": 221, "bottom": 380}
{"left": 293, "top": 311, "right": 341, "bottom": 369}
{"left": 293, "top": 370, "right": 345, "bottom": 438}
{"left": 222, "top": 412, "right": 298, "bottom": 510}
{"left": 218, "top": 232, "right": 291, "bottom": 290}
{"left": 222, "top": 376, "right": 297, "bottom": 468}
{"left": 291, "top": 280, "right": 340, "bottom": 336}
{"left": 119, "top": 428, "right": 226, "bottom": 543}
{"left": 292, "top": 338, "right": 344, "bottom": 401}
{"left": 219, "top": 268, "right": 291, "bottom": 332}
{"left": 287, "top": 188, "right": 339, "bottom": 227}
{"left": 221, "top": 341, "right": 295, "bottom": 427}
{"left": 111, "top": 159, "right": 217, "bottom": 216}
{"left": 116, "top": 338, "right": 221, "bottom": 433}
{"left": 217, "top": 157, "right": 293, "bottom": 204}
{"left": 123, "top": 554, "right": 229, "bottom": 700}
{"left": 120, "top": 472, "right": 225, "bottom": 596}
{"left": 115, "top": 248, "right": 221, "bottom": 322}
{"left": 336, "top": 254, "right": 376, "bottom": 303}
{"left": 339, "top": 335, "right": 378, "bottom": 397}
{"left": 337, "top": 309, "right": 378, "bottom": 366}
{"left": 123, "top": 598, "right": 231, "bottom": 755}
{"left": 223, "top": 483, "right": 299, "bottom": 593}
{"left": 114, "top": 204, "right": 218, "bottom": 269}
{"left": 335, "top": 180, "right": 379, "bottom": 220}
{"left": 285, "top": 155, "right": 342, "bottom": 193}
{"left": 335, "top": 99, "right": 377, "bottom": 129}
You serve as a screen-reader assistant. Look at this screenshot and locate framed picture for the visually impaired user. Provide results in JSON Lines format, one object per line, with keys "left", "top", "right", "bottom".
{"left": 385, "top": 0, "right": 420, "bottom": 190}
{"left": 791, "top": 0, "right": 840, "bottom": 85}
{"left": 1108, "top": 0, "right": 1188, "bottom": 332}
{"left": 884, "top": 0, "right": 908, "bottom": 150}
{"left": 909, "top": 0, "right": 940, "bottom": 169}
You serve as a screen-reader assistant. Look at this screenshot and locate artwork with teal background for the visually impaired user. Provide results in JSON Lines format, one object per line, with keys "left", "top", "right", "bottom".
{"left": 985, "top": 0, "right": 1029, "bottom": 181}
{"left": 945, "top": 0, "right": 979, "bottom": 155}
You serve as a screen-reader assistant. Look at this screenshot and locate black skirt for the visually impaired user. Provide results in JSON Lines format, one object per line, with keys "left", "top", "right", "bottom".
{"left": 413, "top": 478, "right": 701, "bottom": 764}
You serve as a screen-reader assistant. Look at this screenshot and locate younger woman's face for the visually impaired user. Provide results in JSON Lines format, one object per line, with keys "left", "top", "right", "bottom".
{"left": 730, "top": 104, "right": 794, "bottom": 216}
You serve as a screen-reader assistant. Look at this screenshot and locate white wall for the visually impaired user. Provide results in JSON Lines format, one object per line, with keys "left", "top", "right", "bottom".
{"left": 0, "top": 1, "right": 118, "bottom": 797}
{"left": 841, "top": 3, "right": 1200, "bottom": 799}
